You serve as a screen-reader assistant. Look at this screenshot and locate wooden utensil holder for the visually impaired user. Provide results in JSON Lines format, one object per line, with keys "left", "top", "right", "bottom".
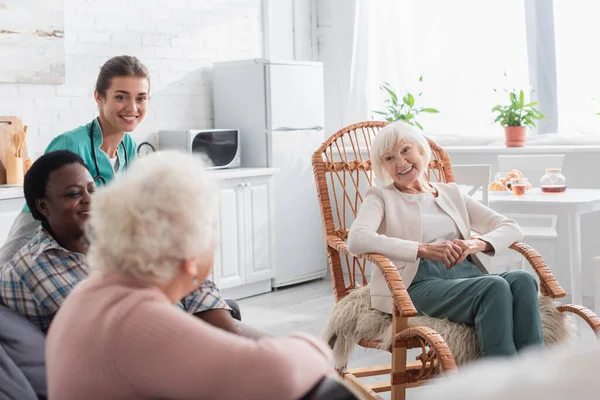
{"left": 6, "top": 150, "right": 24, "bottom": 185}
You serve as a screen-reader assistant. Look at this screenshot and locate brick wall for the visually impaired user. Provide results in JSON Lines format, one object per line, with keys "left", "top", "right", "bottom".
{"left": 0, "top": 0, "right": 263, "bottom": 156}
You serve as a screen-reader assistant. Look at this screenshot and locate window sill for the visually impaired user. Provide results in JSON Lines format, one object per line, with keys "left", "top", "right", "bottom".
{"left": 443, "top": 145, "right": 600, "bottom": 154}
{"left": 429, "top": 132, "right": 600, "bottom": 153}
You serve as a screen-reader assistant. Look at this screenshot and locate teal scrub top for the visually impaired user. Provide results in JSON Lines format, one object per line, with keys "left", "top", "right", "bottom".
{"left": 22, "top": 119, "right": 137, "bottom": 212}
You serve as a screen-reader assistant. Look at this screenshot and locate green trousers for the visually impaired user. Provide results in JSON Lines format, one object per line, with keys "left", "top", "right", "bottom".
{"left": 407, "top": 259, "right": 544, "bottom": 357}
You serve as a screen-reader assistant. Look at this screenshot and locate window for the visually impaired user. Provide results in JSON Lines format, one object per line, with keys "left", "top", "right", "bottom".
{"left": 553, "top": 0, "right": 600, "bottom": 134}
{"left": 354, "top": 0, "right": 530, "bottom": 136}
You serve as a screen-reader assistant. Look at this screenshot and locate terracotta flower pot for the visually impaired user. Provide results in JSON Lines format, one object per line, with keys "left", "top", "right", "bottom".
{"left": 504, "top": 126, "right": 527, "bottom": 147}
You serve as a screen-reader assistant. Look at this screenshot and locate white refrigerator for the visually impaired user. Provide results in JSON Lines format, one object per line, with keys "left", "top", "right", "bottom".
{"left": 213, "top": 59, "right": 328, "bottom": 288}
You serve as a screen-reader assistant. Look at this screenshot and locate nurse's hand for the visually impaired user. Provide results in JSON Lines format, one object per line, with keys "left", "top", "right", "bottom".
{"left": 417, "top": 241, "right": 463, "bottom": 269}
{"left": 451, "top": 239, "right": 490, "bottom": 266}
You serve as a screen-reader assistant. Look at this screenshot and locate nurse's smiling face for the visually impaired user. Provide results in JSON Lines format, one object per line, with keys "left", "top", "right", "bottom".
{"left": 94, "top": 76, "right": 149, "bottom": 134}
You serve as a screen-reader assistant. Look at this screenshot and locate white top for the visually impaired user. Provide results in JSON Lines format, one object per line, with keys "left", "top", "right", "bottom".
{"left": 110, "top": 155, "right": 120, "bottom": 172}
{"left": 100, "top": 148, "right": 120, "bottom": 173}
{"left": 400, "top": 192, "right": 461, "bottom": 243}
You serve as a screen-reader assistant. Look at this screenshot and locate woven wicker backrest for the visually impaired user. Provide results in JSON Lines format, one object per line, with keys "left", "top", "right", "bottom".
{"left": 312, "top": 121, "right": 456, "bottom": 300}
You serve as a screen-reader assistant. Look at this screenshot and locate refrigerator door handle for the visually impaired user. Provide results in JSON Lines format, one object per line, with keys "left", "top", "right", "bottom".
{"left": 270, "top": 126, "right": 323, "bottom": 132}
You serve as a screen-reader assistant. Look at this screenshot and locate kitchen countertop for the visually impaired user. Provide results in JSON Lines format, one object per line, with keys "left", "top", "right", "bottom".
{"left": 0, "top": 185, "right": 24, "bottom": 200}
{"left": 0, "top": 168, "right": 279, "bottom": 201}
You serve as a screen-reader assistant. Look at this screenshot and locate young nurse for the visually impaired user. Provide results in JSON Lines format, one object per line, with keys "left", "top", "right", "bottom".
{"left": 0, "top": 55, "right": 150, "bottom": 264}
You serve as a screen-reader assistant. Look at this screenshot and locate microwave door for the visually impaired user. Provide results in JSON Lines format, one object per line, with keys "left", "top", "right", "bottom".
{"left": 191, "top": 130, "right": 240, "bottom": 169}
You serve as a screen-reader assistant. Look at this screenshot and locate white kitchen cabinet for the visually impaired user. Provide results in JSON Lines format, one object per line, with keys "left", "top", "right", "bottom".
{"left": 210, "top": 168, "right": 278, "bottom": 300}
{"left": 0, "top": 187, "right": 25, "bottom": 246}
{"left": 243, "top": 175, "right": 273, "bottom": 283}
{"left": 214, "top": 178, "right": 246, "bottom": 289}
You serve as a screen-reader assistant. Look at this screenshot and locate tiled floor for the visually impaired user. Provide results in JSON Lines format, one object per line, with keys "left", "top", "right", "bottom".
{"left": 238, "top": 275, "right": 599, "bottom": 400}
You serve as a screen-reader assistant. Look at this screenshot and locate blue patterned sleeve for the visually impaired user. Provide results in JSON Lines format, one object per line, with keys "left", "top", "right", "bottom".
{"left": 179, "top": 279, "right": 231, "bottom": 314}
{"left": 0, "top": 259, "right": 54, "bottom": 332}
{"left": 18, "top": 250, "right": 87, "bottom": 317}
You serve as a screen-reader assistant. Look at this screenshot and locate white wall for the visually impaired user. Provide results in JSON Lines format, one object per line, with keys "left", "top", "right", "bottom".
{"left": 314, "top": 0, "right": 355, "bottom": 136}
{"left": 0, "top": 0, "right": 264, "bottom": 156}
{"left": 0, "top": 0, "right": 320, "bottom": 158}
{"left": 262, "top": 0, "right": 315, "bottom": 60}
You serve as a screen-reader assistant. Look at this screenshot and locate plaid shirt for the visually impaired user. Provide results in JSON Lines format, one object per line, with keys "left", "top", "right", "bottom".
{"left": 0, "top": 228, "right": 230, "bottom": 333}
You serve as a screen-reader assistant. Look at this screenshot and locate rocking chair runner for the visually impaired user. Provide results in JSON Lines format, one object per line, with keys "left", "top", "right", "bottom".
{"left": 311, "top": 121, "right": 600, "bottom": 400}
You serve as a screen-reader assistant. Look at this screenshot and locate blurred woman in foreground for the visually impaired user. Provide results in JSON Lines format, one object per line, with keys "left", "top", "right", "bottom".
{"left": 45, "top": 150, "right": 333, "bottom": 400}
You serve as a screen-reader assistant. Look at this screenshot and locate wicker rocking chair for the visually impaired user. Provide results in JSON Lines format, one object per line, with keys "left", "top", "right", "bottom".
{"left": 311, "top": 121, "right": 600, "bottom": 400}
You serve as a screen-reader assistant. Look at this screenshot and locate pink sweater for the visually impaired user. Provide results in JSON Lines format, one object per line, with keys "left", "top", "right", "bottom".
{"left": 46, "top": 271, "right": 333, "bottom": 399}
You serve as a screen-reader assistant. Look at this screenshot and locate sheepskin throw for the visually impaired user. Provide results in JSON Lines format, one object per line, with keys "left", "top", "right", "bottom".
{"left": 323, "top": 285, "right": 575, "bottom": 369}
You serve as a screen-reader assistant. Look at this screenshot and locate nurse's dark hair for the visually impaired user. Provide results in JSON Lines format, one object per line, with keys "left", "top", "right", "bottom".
{"left": 24, "top": 150, "right": 89, "bottom": 222}
{"left": 95, "top": 55, "right": 150, "bottom": 97}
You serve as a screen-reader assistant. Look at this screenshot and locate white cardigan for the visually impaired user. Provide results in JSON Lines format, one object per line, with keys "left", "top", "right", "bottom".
{"left": 347, "top": 182, "right": 524, "bottom": 314}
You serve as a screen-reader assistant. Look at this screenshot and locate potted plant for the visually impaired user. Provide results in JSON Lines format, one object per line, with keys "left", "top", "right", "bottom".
{"left": 491, "top": 89, "right": 545, "bottom": 147}
{"left": 373, "top": 76, "right": 439, "bottom": 129}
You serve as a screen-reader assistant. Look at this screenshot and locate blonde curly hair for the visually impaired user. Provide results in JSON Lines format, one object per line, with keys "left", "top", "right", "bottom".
{"left": 86, "top": 150, "right": 216, "bottom": 283}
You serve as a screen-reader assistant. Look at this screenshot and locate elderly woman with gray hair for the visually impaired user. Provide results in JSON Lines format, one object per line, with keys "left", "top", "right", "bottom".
{"left": 347, "top": 121, "right": 544, "bottom": 358}
{"left": 45, "top": 151, "right": 333, "bottom": 400}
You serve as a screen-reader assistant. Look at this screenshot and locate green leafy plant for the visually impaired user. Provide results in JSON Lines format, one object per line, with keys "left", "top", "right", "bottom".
{"left": 491, "top": 88, "right": 545, "bottom": 128}
{"left": 372, "top": 76, "right": 439, "bottom": 130}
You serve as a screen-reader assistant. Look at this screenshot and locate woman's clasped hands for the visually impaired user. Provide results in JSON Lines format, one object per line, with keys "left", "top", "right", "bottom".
{"left": 417, "top": 239, "right": 487, "bottom": 269}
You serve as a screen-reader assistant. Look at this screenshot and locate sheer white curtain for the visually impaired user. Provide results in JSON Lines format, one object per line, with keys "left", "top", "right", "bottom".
{"left": 345, "top": 0, "right": 531, "bottom": 138}
{"left": 553, "top": 0, "right": 600, "bottom": 134}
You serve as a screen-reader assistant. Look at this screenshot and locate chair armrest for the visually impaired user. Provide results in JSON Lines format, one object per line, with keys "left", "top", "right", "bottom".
{"left": 509, "top": 242, "right": 566, "bottom": 298}
{"left": 556, "top": 304, "right": 600, "bottom": 335}
{"left": 326, "top": 235, "right": 418, "bottom": 317}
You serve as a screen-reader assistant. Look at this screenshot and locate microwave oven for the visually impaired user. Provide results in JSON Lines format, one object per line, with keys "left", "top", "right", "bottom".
{"left": 157, "top": 129, "right": 241, "bottom": 169}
